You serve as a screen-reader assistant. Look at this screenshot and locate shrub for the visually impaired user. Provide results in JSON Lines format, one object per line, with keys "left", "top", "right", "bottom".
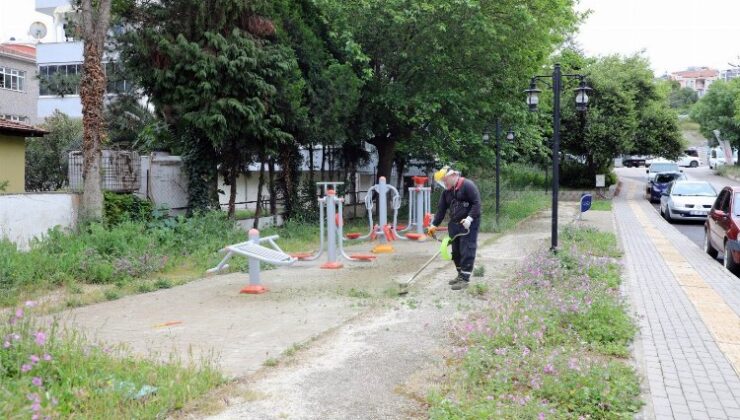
{"left": 103, "top": 192, "right": 154, "bottom": 226}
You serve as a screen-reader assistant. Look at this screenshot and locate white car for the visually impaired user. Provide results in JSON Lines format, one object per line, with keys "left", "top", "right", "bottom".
{"left": 676, "top": 155, "right": 701, "bottom": 168}
{"left": 659, "top": 180, "right": 717, "bottom": 223}
{"left": 646, "top": 161, "right": 681, "bottom": 182}
{"left": 709, "top": 147, "right": 738, "bottom": 169}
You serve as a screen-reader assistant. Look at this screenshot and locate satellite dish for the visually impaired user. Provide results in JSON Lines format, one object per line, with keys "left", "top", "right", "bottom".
{"left": 29, "top": 22, "right": 47, "bottom": 40}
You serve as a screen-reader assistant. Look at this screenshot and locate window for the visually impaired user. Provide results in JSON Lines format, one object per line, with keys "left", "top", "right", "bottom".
{"left": 0, "top": 114, "right": 28, "bottom": 122}
{"left": 39, "top": 62, "right": 132, "bottom": 96}
{"left": 0, "top": 67, "right": 26, "bottom": 92}
{"left": 714, "top": 191, "right": 728, "bottom": 211}
{"left": 39, "top": 64, "right": 82, "bottom": 96}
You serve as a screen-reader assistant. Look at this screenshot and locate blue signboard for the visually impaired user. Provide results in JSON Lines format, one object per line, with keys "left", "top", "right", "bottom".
{"left": 580, "top": 193, "right": 593, "bottom": 213}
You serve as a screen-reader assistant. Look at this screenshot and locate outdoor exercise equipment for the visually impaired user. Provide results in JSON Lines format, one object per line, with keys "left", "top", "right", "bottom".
{"left": 291, "top": 186, "right": 376, "bottom": 269}
{"left": 397, "top": 227, "right": 471, "bottom": 295}
{"left": 345, "top": 176, "right": 402, "bottom": 253}
{"left": 207, "top": 228, "right": 295, "bottom": 294}
{"left": 400, "top": 176, "right": 433, "bottom": 241}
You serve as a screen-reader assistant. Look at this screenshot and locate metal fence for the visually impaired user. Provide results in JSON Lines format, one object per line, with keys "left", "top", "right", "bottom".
{"left": 68, "top": 150, "right": 141, "bottom": 193}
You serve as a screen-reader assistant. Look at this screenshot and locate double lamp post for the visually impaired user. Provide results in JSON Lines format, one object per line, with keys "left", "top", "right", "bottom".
{"left": 524, "top": 63, "right": 592, "bottom": 251}
{"left": 483, "top": 119, "right": 514, "bottom": 227}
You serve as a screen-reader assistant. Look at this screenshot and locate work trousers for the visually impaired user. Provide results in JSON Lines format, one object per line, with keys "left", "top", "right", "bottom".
{"left": 448, "top": 219, "right": 480, "bottom": 281}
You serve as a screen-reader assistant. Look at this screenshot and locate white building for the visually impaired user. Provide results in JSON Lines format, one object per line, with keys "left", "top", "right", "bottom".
{"left": 35, "top": 0, "right": 129, "bottom": 119}
{"left": 721, "top": 68, "right": 740, "bottom": 82}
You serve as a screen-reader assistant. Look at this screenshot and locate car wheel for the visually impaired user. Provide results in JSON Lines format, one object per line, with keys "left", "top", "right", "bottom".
{"left": 704, "top": 231, "right": 718, "bottom": 258}
{"left": 660, "top": 205, "right": 665, "bottom": 216}
{"left": 690, "top": 161, "right": 699, "bottom": 168}
{"left": 665, "top": 207, "right": 674, "bottom": 223}
{"left": 724, "top": 242, "right": 740, "bottom": 274}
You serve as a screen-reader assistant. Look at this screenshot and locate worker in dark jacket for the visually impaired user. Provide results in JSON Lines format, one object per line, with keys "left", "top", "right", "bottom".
{"left": 427, "top": 166, "right": 481, "bottom": 290}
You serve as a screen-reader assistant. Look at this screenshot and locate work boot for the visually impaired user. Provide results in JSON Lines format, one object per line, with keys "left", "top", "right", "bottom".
{"left": 448, "top": 273, "right": 463, "bottom": 285}
{"left": 451, "top": 280, "right": 469, "bottom": 290}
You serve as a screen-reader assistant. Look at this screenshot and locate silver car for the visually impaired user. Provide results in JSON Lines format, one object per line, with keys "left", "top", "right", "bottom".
{"left": 660, "top": 180, "right": 718, "bottom": 223}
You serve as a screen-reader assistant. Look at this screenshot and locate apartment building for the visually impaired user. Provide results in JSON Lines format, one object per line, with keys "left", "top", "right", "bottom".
{"left": 0, "top": 43, "right": 39, "bottom": 124}
{"left": 670, "top": 67, "right": 719, "bottom": 97}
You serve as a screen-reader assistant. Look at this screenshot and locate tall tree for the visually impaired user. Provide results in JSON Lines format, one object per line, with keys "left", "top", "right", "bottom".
{"left": 79, "top": 0, "right": 113, "bottom": 220}
{"left": 119, "top": 0, "right": 296, "bottom": 216}
{"left": 691, "top": 79, "right": 740, "bottom": 147}
{"left": 319, "top": 0, "right": 580, "bottom": 179}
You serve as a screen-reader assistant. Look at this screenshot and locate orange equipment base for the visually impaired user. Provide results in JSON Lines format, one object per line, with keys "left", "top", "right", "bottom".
{"left": 345, "top": 232, "right": 361, "bottom": 240}
{"left": 240, "top": 285, "right": 268, "bottom": 294}
{"left": 350, "top": 254, "right": 377, "bottom": 261}
{"left": 405, "top": 233, "right": 425, "bottom": 240}
{"left": 320, "top": 261, "right": 344, "bottom": 269}
{"left": 290, "top": 252, "right": 314, "bottom": 261}
{"left": 372, "top": 244, "right": 394, "bottom": 254}
{"left": 396, "top": 224, "right": 407, "bottom": 230}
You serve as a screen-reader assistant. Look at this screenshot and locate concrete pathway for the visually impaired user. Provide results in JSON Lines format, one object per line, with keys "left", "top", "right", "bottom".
{"left": 616, "top": 176, "right": 740, "bottom": 419}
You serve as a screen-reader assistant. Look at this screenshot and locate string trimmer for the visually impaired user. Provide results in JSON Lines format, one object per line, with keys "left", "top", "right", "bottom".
{"left": 397, "top": 226, "right": 470, "bottom": 295}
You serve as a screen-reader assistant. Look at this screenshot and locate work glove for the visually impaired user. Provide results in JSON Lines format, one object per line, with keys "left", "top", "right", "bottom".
{"left": 427, "top": 224, "right": 438, "bottom": 238}
{"left": 461, "top": 216, "right": 473, "bottom": 230}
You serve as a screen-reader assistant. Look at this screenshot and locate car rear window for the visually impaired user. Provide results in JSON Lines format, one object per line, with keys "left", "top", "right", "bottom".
{"left": 655, "top": 173, "right": 682, "bottom": 183}
{"left": 650, "top": 163, "right": 679, "bottom": 172}
{"left": 735, "top": 193, "right": 740, "bottom": 216}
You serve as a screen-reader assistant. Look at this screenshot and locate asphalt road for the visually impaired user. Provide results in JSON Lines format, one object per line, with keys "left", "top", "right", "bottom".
{"left": 615, "top": 166, "right": 734, "bottom": 250}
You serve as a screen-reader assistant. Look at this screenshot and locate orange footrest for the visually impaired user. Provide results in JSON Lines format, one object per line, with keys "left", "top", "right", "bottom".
{"left": 240, "top": 285, "right": 268, "bottom": 294}
{"left": 320, "top": 261, "right": 344, "bottom": 269}
{"left": 396, "top": 224, "right": 407, "bottom": 230}
{"left": 350, "top": 254, "right": 377, "bottom": 261}
{"left": 345, "top": 232, "right": 361, "bottom": 239}
{"left": 290, "top": 252, "right": 314, "bottom": 260}
{"left": 405, "top": 233, "right": 424, "bottom": 240}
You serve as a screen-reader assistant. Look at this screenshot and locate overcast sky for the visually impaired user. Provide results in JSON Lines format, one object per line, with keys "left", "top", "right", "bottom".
{"left": 1, "top": 0, "right": 739, "bottom": 75}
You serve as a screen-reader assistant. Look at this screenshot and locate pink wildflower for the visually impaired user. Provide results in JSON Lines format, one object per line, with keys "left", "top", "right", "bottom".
{"left": 568, "top": 358, "right": 580, "bottom": 371}
{"left": 43, "top": 354, "right": 52, "bottom": 361}
{"left": 3, "top": 341, "right": 10, "bottom": 348}
{"left": 31, "top": 402, "right": 41, "bottom": 412}
{"left": 32, "top": 377, "right": 43, "bottom": 387}
{"left": 15, "top": 308, "right": 24, "bottom": 318}
{"left": 486, "top": 395, "right": 494, "bottom": 401}
{"left": 539, "top": 413, "right": 546, "bottom": 420}
{"left": 34, "top": 331, "right": 46, "bottom": 346}
{"left": 21, "top": 364, "right": 32, "bottom": 373}
{"left": 522, "top": 346, "right": 530, "bottom": 357}
{"left": 543, "top": 364, "right": 555, "bottom": 374}
{"left": 29, "top": 355, "right": 40, "bottom": 364}
{"left": 25, "top": 300, "right": 37, "bottom": 307}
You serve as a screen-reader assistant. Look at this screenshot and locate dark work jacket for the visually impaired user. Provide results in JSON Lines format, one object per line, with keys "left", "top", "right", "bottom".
{"left": 432, "top": 178, "right": 482, "bottom": 227}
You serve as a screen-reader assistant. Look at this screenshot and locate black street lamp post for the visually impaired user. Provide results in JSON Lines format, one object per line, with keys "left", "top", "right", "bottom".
{"left": 483, "top": 119, "right": 516, "bottom": 227}
{"left": 525, "top": 63, "right": 592, "bottom": 251}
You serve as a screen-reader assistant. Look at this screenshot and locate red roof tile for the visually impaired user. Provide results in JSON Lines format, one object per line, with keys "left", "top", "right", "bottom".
{"left": 0, "top": 119, "right": 47, "bottom": 137}
{"left": 0, "top": 43, "right": 36, "bottom": 61}
{"left": 672, "top": 68, "right": 719, "bottom": 79}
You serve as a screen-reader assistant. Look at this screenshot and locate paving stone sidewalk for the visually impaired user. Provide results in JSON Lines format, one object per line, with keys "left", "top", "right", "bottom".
{"left": 615, "top": 180, "right": 740, "bottom": 420}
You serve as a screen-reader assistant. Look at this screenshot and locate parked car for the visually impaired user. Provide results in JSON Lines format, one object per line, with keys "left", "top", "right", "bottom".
{"left": 709, "top": 147, "right": 738, "bottom": 169}
{"left": 684, "top": 148, "right": 699, "bottom": 158}
{"left": 647, "top": 172, "right": 686, "bottom": 203}
{"left": 645, "top": 161, "right": 681, "bottom": 195}
{"left": 677, "top": 154, "right": 701, "bottom": 168}
{"left": 659, "top": 180, "right": 717, "bottom": 223}
{"left": 622, "top": 155, "right": 649, "bottom": 167}
{"left": 704, "top": 186, "right": 740, "bottom": 274}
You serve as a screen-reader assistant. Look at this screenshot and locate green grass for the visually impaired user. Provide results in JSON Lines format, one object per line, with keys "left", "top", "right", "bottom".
{"left": 590, "top": 199, "right": 612, "bottom": 211}
{"left": 429, "top": 226, "right": 641, "bottom": 418}
{"left": 716, "top": 165, "right": 740, "bottom": 179}
{"left": 233, "top": 209, "right": 256, "bottom": 220}
{"left": 0, "top": 305, "right": 223, "bottom": 418}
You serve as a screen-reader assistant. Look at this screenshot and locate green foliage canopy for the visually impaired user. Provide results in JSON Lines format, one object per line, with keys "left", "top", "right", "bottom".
{"left": 690, "top": 79, "right": 740, "bottom": 146}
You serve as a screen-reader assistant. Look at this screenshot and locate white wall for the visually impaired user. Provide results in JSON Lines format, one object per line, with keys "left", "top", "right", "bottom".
{"left": 0, "top": 193, "right": 79, "bottom": 250}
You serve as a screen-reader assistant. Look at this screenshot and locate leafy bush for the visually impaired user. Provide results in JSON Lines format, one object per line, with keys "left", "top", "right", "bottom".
{"left": 560, "top": 161, "right": 617, "bottom": 188}
{"left": 0, "top": 301, "right": 222, "bottom": 418}
{"left": 25, "top": 111, "right": 82, "bottom": 192}
{"left": 103, "top": 192, "right": 154, "bottom": 226}
{"left": 429, "top": 227, "right": 641, "bottom": 418}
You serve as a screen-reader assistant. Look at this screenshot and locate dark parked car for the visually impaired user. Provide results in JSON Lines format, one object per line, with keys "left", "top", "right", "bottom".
{"left": 648, "top": 172, "right": 686, "bottom": 202}
{"left": 704, "top": 186, "right": 740, "bottom": 274}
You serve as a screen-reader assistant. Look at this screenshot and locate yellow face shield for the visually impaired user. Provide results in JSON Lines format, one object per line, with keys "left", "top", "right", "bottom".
{"left": 434, "top": 166, "right": 450, "bottom": 188}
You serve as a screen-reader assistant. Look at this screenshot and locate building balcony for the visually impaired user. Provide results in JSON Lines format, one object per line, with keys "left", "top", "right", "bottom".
{"left": 36, "top": 0, "right": 70, "bottom": 16}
